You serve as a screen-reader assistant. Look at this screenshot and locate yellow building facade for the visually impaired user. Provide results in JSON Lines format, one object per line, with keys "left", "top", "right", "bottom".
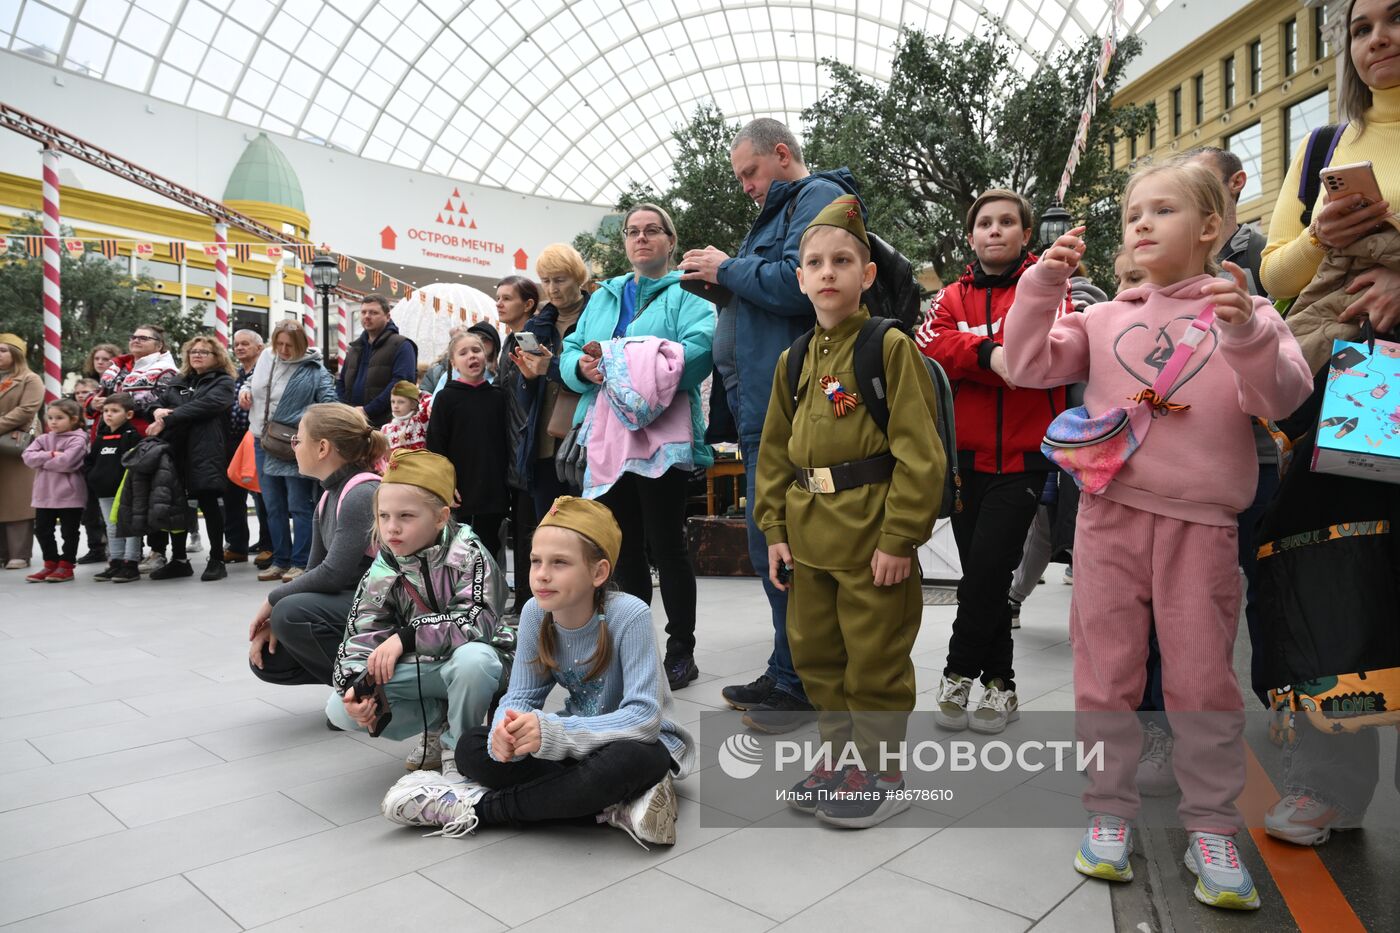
{"left": 1115, "top": 0, "right": 1343, "bottom": 232}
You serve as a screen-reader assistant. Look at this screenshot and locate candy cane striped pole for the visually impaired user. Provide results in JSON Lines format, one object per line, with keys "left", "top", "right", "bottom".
{"left": 40, "top": 149, "right": 62, "bottom": 401}
{"left": 302, "top": 281, "right": 317, "bottom": 348}
{"left": 213, "top": 222, "right": 230, "bottom": 346}
{"left": 335, "top": 299, "right": 349, "bottom": 360}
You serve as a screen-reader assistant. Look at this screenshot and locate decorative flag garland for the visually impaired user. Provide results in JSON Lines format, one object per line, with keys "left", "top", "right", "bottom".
{"left": 1056, "top": 0, "right": 1125, "bottom": 203}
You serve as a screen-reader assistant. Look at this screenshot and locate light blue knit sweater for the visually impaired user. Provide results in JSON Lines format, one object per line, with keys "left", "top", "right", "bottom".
{"left": 489, "top": 591, "right": 695, "bottom": 777}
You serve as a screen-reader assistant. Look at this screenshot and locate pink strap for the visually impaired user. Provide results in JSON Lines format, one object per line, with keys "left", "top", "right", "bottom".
{"left": 1150, "top": 305, "right": 1215, "bottom": 401}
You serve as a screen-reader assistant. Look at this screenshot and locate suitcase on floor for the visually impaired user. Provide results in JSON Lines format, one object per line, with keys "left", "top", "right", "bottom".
{"left": 685, "top": 516, "right": 755, "bottom": 577}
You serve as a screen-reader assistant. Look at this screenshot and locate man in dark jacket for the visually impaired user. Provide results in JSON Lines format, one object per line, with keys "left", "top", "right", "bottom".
{"left": 336, "top": 296, "right": 417, "bottom": 427}
{"left": 681, "top": 118, "right": 863, "bottom": 733}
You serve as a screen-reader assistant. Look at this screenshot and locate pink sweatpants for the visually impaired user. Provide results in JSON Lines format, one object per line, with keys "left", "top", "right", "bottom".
{"left": 1072, "top": 494, "right": 1246, "bottom": 834}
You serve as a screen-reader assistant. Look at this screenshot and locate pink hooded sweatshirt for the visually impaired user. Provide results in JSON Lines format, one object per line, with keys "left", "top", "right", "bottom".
{"left": 21, "top": 429, "right": 90, "bottom": 509}
{"left": 1005, "top": 265, "right": 1313, "bottom": 527}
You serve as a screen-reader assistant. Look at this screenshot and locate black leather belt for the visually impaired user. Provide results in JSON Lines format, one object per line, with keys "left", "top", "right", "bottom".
{"left": 794, "top": 453, "right": 896, "bottom": 494}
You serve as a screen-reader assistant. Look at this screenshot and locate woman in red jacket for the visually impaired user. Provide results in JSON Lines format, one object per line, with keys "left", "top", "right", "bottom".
{"left": 915, "top": 189, "right": 1070, "bottom": 735}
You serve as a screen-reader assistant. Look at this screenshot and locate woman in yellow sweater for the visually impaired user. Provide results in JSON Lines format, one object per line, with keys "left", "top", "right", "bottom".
{"left": 1256, "top": 0, "right": 1400, "bottom": 851}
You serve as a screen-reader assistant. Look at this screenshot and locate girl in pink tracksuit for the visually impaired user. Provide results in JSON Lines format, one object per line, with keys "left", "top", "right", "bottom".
{"left": 1005, "top": 160, "right": 1312, "bottom": 911}
{"left": 22, "top": 399, "right": 90, "bottom": 582}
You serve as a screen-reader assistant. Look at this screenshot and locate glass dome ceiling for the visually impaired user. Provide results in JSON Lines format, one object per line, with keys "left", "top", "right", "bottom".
{"left": 1, "top": 0, "right": 1164, "bottom": 205}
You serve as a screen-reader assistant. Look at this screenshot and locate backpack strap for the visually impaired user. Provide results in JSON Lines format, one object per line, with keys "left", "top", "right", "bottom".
{"left": 852, "top": 318, "right": 899, "bottom": 435}
{"left": 786, "top": 329, "right": 817, "bottom": 410}
{"left": 1299, "top": 122, "right": 1347, "bottom": 226}
{"left": 316, "top": 471, "right": 381, "bottom": 554}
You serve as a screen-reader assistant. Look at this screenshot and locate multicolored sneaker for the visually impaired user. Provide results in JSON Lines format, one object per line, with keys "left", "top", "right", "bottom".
{"left": 1264, "top": 793, "right": 1362, "bottom": 846}
{"left": 1136, "top": 721, "right": 1178, "bottom": 797}
{"left": 1073, "top": 813, "right": 1134, "bottom": 882}
{"left": 381, "top": 771, "right": 486, "bottom": 838}
{"left": 968, "top": 679, "right": 1019, "bottom": 734}
{"left": 933, "top": 673, "right": 975, "bottom": 731}
{"left": 1184, "top": 832, "right": 1260, "bottom": 910}
{"left": 814, "top": 769, "right": 910, "bottom": 829}
{"left": 600, "top": 773, "right": 678, "bottom": 848}
{"left": 786, "top": 764, "right": 850, "bottom": 814}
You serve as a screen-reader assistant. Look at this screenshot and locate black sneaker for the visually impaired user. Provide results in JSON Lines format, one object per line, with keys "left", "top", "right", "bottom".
{"left": 1009, "top": 597, "right": 1022, "bottom": 630}
{"left": 665, "top": 656, "right": 699, "bottom": 690}
{"left": 110, "top": 560, "right": 140, "bottom": 583}
{"left": 93, "top": 562, "right": 119, "bottom": 582}
{"left": 786, "top": 765, "right": 850, "bottom": 814}
{"left": 77, "top": 548, "right": 108, "bottom": 565}
{"left": 200, "top": 560, "right": 227, "bottom": 582}
{"left": 149, "top": 559, "right": 193, "bottom": 580}
{"left": 721, "top": 674, "right": 776, "bottom": 711}
{"left": 742, "top": 690, "right": 816, "bottom": 734}
{"left": 815, "top": 769, "right": 911, "bottom": 829}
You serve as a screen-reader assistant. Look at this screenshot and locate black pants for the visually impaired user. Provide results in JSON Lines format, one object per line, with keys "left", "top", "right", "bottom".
{"left": 223, "top": 481, "right": 270, "bottom": 555}
{"left": 530, "top": 458, "right": 576, "bottom": 521}
{"left": 456, "top": 725, "right": 673, "bottom": 827}
{"left": 597, "top": 468, "right": 697, "bottom": 660}
{"left": 82, "top": 489, "right": 106, "bottom": 552}
{"left": 172, "top": 493, "right": 225, "bottom": 561}
{"left": 35, "top": 507, "right": 83, "bottom": 563}
{"left": 509, "top": 487, "right": 537, "bottom": 615}
{"left": 249, "top": 590, "right": 354, "bottom": 686}
{"left": 945, "top": 467, "right": 1047, "bottom": 689}
{"left": 454, "top": 510, "right": 506, "bottom": 562}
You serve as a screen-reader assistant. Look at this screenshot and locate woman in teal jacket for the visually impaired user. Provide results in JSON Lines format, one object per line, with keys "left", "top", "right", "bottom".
{"left": 560, "top": 203, "right": 715, "bottom": 690}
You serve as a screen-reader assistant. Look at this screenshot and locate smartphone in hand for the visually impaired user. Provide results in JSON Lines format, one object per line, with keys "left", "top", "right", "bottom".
{"left": 1321, "top": 161, "right": 1384, "bottom": 206}
{"left": 514, "top": 332, "right": 545, "bottom": 355}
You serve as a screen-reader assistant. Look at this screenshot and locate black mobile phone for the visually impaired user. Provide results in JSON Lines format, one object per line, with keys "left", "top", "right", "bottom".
{"left": 679, "top": 273, "right": 733, "bottom": 308}
{"left": 776, "top": 562, "right": 793, "bottom": 585}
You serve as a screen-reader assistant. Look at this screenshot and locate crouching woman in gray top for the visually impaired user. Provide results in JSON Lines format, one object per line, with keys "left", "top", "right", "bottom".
{"left": 248, "top": 403, "right": 386, "bottom": 685}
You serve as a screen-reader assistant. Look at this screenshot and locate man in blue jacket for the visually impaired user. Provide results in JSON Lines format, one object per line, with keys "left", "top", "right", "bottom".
{"left": 681, "top": 118, "right": 863, "bottom": 734}
{"left": 336, "top": 296, "right": 417, "bottom": 428}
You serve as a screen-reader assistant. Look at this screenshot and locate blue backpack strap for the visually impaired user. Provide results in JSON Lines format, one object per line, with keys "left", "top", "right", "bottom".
{"left": 1299, "top": 122, "right": 1347, "bottom": 226}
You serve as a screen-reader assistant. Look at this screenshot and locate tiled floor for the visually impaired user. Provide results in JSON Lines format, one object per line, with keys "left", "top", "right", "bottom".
{"left": 0, "top": 553, "right": 1109, "bottom": 932}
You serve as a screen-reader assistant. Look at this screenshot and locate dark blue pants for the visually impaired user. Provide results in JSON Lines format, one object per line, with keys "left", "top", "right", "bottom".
{"left": 741, "top": 437, "right": 806, "bottom": 702}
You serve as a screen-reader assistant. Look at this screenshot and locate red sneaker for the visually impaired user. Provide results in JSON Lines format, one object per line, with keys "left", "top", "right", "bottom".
{"left": 45, "top": 560, "right": 75, "bottom": 583}
{"left": 26, "top": 561, "right": 57, "bottom": 583}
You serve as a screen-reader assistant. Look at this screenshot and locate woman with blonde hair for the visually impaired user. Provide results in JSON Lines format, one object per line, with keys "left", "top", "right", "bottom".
{"left": 0, "top": 334, "right": 46, "bottom": 569}
{"left": 147, "top": 335, "right": 237, "bottom": 580}
{"left": 249, "top": 403, "right": 387, "bottom": 690}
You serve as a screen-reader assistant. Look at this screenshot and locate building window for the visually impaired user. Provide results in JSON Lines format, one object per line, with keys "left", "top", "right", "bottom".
{"left": 1149, "top": 119, "right": 1156, "bottom": 149}
{"left": 1285, "top": 90, "right": 1331, "bottom": 163}
{"left": 1283, "top": 18, "right": 1298, "bottom": 76}
{"left": 1194, "top": 74, "right": 1204, "bottom": 124}
{"left": 1130, "top": 134, "right": 1138, "bottom": 161}
{"left": 1250, "top": 40, "right": 1262, "bottom": 94}
{"left": 1226, "top": 122, "right": 1264, "bottom": 203}
{"left": 232, "top": 273, "right": 269, "bottom": 296}
{"left": 1222, "top": 56, "right": 1236, "bottom": 108}
{"left": 1314, "top": 6, "right": 1330, "bottom": 60}
{"left": 1172, "top": 85, "right": 1183, "bottom": 136}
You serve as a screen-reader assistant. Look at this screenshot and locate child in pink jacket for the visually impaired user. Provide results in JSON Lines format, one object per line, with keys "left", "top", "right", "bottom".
{"left": 22, "top": 399, "right": 90, "bottom": 582}
{"left": 1004, "top": 160, "right": 1312, "bottom": 911}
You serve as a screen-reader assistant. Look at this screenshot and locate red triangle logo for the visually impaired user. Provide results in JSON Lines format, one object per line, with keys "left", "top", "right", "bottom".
{"left": 457, "top": 202, "right": 468, "bottom": 213}
{"left": 469, "top": 219, "right": 477, "bottom": 229}
{"left": 435, "top": 213, "right": 443, "bottom": 223}
{"left": 452, "top": 188, "right": 461, "bottom": 198}
{"left": 443, "top": 199, "right": 454, "bottom": 211}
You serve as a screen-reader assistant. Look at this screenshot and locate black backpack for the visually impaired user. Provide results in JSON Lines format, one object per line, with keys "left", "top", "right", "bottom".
{"left": 784, "top": 198, "right": 922, "bottom": 331}
{"left": 786, "top": 317, "right": 962, "bottom": 518}
{"left": 1297, "top": 123, "right": 1347, "bottom": 226}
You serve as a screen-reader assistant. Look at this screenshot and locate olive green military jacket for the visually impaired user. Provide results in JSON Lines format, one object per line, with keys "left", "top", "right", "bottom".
{"left": 755, "top": 308, "right": 946, "bottom": 571}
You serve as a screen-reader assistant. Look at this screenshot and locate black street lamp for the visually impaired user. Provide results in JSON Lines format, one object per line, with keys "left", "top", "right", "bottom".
{"left": 309, "top": 252, "right": 340, "bottom": 352}
{"left": 1037, "top": 203, "right": 1073, "bottom": 252}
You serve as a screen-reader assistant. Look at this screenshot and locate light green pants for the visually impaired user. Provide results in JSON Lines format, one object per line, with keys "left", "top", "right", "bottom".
{"left": 326, "top": 641, "right": 504, "bottom": 750}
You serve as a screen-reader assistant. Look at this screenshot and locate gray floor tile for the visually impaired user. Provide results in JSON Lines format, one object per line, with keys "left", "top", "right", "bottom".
{"left": 510, "top": 868, "right": 773, "bottom": 933}
{"left": 1028, "top": 879, "right": 1114, "bottom": 932}
{"left": 0, "top": 740, "right": 48, "bottom": 774}
{"left": 30, "top": 696, "right": 293, "bottom": 762}
{"left": 0, "top": 876, "right": 239, "bottom": 933}
{"left": 0, "top": 738, "right": 223, "bottom": 813}
{"left": 242, "top": 873, "right": 505, "bottom": 932}
{"left": 0, "top": 699, "right": 146, "bottom": 744}
{"left": 191, "top": 709, "right": 343, "bottom": 760}
{"left": 282, "top": 761, "right": 417, "bottom": 825}
{"left": 0, "top": 793, "right": 328, "bottom": 925}
{"left": 770, "top": 867, "right": 1031, "bottom": 931}
{"left": 0, "top": 795, "right": 125, "bottom": 861}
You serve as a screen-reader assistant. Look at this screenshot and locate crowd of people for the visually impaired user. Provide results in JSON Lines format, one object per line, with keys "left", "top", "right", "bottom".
{"left": 1, "top": 0, "right": 1396, "bottom": 908}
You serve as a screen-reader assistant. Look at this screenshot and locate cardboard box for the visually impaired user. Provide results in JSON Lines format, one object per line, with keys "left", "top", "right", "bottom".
{"left": 1312, "top": 338, "right": 1400, "bottom": 484}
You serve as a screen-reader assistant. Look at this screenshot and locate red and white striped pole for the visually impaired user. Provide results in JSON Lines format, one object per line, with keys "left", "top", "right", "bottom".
{"left": 335, "top": 299, "right": 349, "bottom": 360}
{"left": 213, "top": 222, "right": 230, "bottom": 346}
{"left": 302, "top": 281, "right": 317, "bottom": 348}
{"left": 40, "top": 149, "right": 62, "bottom": 402}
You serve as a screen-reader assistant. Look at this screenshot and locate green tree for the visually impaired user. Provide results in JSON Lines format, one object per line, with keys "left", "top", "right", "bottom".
{"left": 573, "top": 103, "right": 756, "bottom": 281}
{"left": 1, "top": 215, "right": 205, "bottom": 376}
{"left": 801, "top": 23, "right": 1154, "bottom": 288}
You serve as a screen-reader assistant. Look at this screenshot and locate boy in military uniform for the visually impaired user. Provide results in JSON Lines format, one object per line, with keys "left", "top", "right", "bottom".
{"left": 755, "top": 195, "right": 946, "bottom": 829}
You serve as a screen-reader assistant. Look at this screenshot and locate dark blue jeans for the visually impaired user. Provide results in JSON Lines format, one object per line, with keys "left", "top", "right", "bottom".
{"left": 255, "top": 442, "right": 316, "bottom": 569}
{"left": 741, "top": 437, "right": 806, "bottom": 702}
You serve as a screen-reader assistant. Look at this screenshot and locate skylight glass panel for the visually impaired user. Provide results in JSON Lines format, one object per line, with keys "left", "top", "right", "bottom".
{"left": 150, "top": 63, "right": 191, "bottom": 102}
{"left": 296, "top": 31, "right": 337, "bottom": 70}
{"left": 200, "top": 48, "right": 239, "bottom": 86}
{"left": 78, "top": 0, "right": 128, "bottom": 35}
{"left": 65, "top": 24, "right": 113, "bottom": 74}
{"left": 187, "top": 79, "right": 227, "bottom": 112}
{"left": 134, "top": 0, "right": 178, "bottom": 19}
{"left": 229, "top": 0, "right": 274, "bottom": 32}
{"left": 15, "top": 0, "right": 67, "bottom": 52}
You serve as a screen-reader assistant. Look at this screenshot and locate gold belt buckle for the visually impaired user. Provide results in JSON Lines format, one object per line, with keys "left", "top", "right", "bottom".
{"left": 805, "top": 466, "right": 835, "bottom": 494}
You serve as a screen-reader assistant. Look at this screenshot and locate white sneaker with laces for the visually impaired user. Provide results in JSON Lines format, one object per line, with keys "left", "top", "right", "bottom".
{"left": 138, "top": 551, "right": 166, "bottom": 573}
{"left": 440, "top": 752, "right": 466, "bottom": 784}
{"left": 404, "top": 730, "right": 443, "bottom": 772}
{"left": 969, "top": 679, "right": 1019, "bottom": 734}
{"left": 933, "top": 673, "right": 974, "bottom": 731}
{"left": 1184, "top": 832, "right": 1260, "bottom": 910}
{"left": 1264, "top": 793, "right": 1362, "bottom": 846}
{"left": 599, "top": 773, "right": 677, "bottom": 849}
{"left": 381, "top": 772, "right": 487, "bottom": 838}
{"left": 1136, "top": 721, "right": 1178, "bottom": 796}
{"left": 187, "top": 528, "right": 203, "bottom": 553}
{"left": 1074, "top": 813, "right": 1134, "bottom": 881}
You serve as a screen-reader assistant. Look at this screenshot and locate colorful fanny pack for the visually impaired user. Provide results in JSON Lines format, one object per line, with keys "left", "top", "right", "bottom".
{"left": 1042, "top": 305, "right": 1216, "bottom": 494}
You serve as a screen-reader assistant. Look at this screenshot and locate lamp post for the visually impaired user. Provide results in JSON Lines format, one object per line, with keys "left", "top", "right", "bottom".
{"left": 309, "top": 253, "right": 339, "bottom": 357}
{"left": 1037, "top": 203, "right": 1073, "bottom": 252}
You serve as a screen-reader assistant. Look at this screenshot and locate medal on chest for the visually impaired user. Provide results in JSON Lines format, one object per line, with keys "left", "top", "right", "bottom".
{"left": 819, "top": 375, "right": 859, "bottom": 417}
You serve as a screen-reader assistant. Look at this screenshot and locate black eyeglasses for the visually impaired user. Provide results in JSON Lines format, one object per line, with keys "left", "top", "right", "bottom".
{"left": 129, "top": 334, "right": 157, "bottom": 342}
{"left": 623, "top": 225, "right": 669, "bottom": 240}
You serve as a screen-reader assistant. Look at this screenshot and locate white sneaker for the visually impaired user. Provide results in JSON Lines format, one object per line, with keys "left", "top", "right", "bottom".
{"left": 405, "top": 730, "right": 443, "bottom": 772}
{"left": 187, "top": 528, "right": 203, "bottom": 553}
{"left": 440, "top": 752, "right": 466, "bottom": 785}
{"left": 1184, "top": 832, "right": 1260, "bottom": 910}
{"left": 1074, "top": 813, "right": 1134, "bottom": 881}
{"left": 1136, "top": 721, "right": 1178, "bottom": 796}
{"left": 1264, "top": 793, "right": 1363, "bottom": 846}
{"left": 138, "top": 551, "right": 166, "bottom": 573}
{"left": 934, "top": 673, "right": 975, "bottom": 731}
{"left": 969, "top": 679, "right": 1019, "bottom": 734}
{"left": 381, "top": 771, "right": 486, "bottom": 838}
{"left": 600, "top": 773, "right": 677, "bottom": 849}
